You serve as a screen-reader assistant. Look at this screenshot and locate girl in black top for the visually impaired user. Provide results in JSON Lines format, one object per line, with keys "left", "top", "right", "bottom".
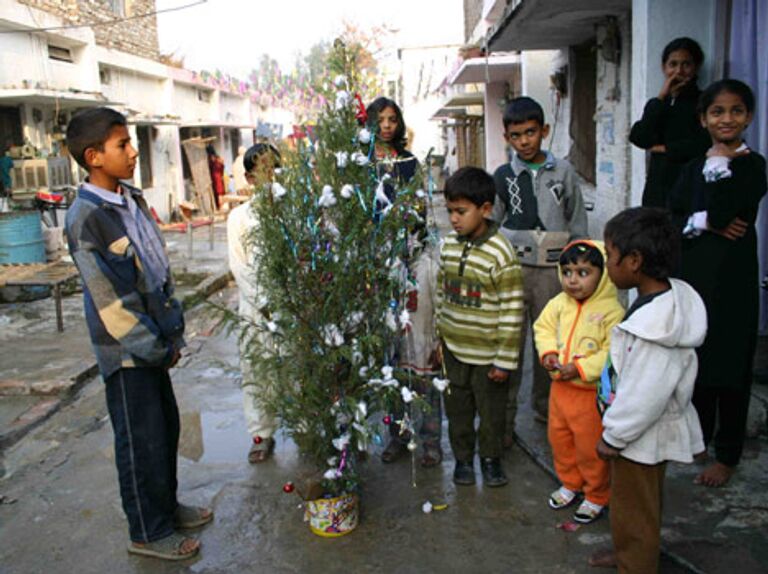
{"left": 630, "top": 37, "right": 711, "bottom": 208}
{"left": 670, "top": 79, "right": 767, "bottom": 487}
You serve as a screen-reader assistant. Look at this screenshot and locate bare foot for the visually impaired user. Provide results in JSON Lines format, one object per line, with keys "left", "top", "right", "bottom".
{"left": 694, "top": 462, "right": 734, "bottom": 487}
{"left": 588, "top": 548, "right": 617, "bottom": 568}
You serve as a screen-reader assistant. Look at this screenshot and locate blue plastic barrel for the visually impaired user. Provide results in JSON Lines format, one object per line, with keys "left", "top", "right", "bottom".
{"left": 0, "top": 211, "right": 46, "bottom": 264}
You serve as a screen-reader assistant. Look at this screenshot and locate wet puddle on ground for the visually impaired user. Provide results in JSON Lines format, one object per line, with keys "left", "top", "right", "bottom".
{"left": 179, "top": 409, "right": 246, "bottom": 464}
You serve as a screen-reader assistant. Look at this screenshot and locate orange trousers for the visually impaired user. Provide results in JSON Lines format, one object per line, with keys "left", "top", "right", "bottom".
{"left": 548, "top": 382, "right": 610, "bottom": 506}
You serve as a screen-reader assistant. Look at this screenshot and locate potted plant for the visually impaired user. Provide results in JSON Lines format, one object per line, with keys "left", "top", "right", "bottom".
{"left": 241, "top": 41, "right": 428, "bottom": 536}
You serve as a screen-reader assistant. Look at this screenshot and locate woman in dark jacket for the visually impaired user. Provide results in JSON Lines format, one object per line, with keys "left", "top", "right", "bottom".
{"left": 630, "top": 37, "right": 711, "bottom": 208}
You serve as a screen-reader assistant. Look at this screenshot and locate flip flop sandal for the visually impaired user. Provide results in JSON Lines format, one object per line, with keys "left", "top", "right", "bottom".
{"left": 174, "top": 504, "right": 214, "bottom": 529}
{"left": 380, "top": 439, "right": 407, "bottom": 463}
{"left": 573, "top": 500, "right": 605, "bottom": 524}
{"left": 248, "top": 437, "right": 275, "bottom": 464}
{"left": 548, "top": 486, "right": 578, "bottom": 510}
{"left": 127, "top": 532, "right": 199, "bottom": 561}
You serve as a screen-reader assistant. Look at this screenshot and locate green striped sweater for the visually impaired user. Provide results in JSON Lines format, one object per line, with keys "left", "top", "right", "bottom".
{"left": 437, "top": 223, "right": 524, "bottom": 370}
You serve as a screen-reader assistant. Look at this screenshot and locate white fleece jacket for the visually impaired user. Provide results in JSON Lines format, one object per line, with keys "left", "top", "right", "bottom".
{"left": 602, "top": 279, "right": 707, "bottom": 465}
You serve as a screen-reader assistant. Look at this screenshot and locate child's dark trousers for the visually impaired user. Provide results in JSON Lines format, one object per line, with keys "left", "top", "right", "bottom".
{"left": 443, "top": 347, "right": 508, "bottom": 461}
{"left": 105, "top": 367, "right": 180, "bottom": 543}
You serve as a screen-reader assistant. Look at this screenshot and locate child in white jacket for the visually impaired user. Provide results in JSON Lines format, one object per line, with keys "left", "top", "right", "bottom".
{"left": 591, "top": 207, "right": 706, "bottom": 573}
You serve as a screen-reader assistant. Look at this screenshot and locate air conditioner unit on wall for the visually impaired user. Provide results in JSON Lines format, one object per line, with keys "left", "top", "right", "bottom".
{"left": 10, "top": 157, "right": 72, "bottom": 192}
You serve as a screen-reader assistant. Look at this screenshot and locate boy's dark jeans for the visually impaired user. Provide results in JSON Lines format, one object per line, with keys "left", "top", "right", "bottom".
{"left": 105, "top": 367, "right": 180, "bottom": 543}
{"left": 443, "top": 347, "right": 509, "bottom": 460}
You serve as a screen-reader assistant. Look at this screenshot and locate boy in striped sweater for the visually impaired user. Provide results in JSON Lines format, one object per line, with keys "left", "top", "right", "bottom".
{"left": 437, "top": 167, "right": 524, "bottom": 486}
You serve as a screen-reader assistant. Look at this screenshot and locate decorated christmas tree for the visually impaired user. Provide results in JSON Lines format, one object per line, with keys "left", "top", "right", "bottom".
{"left": 240, "top": 40, "right": 434, "bottom": 515}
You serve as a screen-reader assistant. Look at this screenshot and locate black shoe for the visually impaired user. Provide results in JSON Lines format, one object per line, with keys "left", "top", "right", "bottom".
{"left": 480, "top": 457, "right": 508, "bottom": 487}
{"left": 453, "top": 460, "right": 476, "bottom": 485}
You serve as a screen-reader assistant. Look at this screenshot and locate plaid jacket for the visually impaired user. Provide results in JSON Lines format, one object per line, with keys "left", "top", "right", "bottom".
{"left": 65, "top": 182, "right": 184, "bottom": 379}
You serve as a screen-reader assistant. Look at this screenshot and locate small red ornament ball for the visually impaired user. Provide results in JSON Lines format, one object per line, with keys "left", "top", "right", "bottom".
{"left": 253, "top": 436, "right": 263, "bottom": 445}
{"left": 283, "top": 482, "right": 295, "bottom": 494}
{"left": 383, "top": 415, "right": 392, "bottom": 425}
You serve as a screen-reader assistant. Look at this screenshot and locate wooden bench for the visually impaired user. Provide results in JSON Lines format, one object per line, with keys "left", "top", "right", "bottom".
{"left": 0, "top": 261, "right": 80, "bottom": 332}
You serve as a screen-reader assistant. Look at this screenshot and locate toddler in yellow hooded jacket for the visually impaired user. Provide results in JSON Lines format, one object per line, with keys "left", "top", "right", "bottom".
{"left": 534, "top": 240, "right": 624, "bottom": 524}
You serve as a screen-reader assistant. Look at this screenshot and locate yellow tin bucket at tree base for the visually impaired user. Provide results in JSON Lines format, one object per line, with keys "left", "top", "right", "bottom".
{"left": 305, "top": 492, "right": 359, "bottom": 537}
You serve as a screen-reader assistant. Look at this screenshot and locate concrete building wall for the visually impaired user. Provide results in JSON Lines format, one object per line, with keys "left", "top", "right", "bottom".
{"left": 463, "top": 0, "right": 483, "bottom": 43}
{"left": 630, "top": 0, "right": 718, "bottom": 205}
{"left": 521, "top": 50, "right": 566, "bottom": 157}
{"left": 591, "top": 14, "right": 633, "bottom": 237}
{"left": 219, "top": 93, "right": 250, "bottom": 126}
{"left": 100, "top": 66, "right": 165, "bottom": 113}
{"left": 172, "top": 84, "right": 215, "bottom": 123}
{"left": 0, "top": 1, "right": 97, "bottom": 91}
{"left": 483, "top": 81, "right": 506, "bottom": 171}
{"left": 18, "top": 0, "right": 161, "bottom": 60}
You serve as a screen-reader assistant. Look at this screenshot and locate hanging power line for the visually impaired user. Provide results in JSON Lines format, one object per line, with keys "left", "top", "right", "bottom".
{"left": 0, "top": 0, "right": 207, "bottom": 34}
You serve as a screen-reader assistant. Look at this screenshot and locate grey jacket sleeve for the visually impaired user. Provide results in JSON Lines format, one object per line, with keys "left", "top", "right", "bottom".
{"left": 564, "top": 167, "right": 588, "bottom": 239}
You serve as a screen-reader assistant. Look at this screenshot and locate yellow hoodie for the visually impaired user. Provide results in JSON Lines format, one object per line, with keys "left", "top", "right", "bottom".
{"left": 533, "top": 240, "right": 625, "bottom": 388}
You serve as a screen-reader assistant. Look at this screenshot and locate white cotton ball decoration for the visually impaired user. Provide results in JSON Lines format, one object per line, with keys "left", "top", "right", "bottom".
{"left": 351, "top": 151, "right": 369, "bottom": 166}
{"left": 335, "top": 90, "right": 350, "bottom": 110}
{"left": 432, "top": 377, "right": 450, "bottom": 392}
{"left": 318, "top": 185, "right": 337, "bottom": 208}
{"left": 335, "top": 151, "right": 349, "bottom": 168}
{"left": 323, "top": 468, "right": 340, "bottom": 480}
{"left": 271, "top": 182, "right": 287, "bottom": 200}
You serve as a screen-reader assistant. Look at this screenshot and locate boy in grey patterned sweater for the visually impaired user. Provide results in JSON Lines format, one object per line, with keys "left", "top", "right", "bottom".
{"left": 491, "top": 96, "right": 588, "bottom": 431}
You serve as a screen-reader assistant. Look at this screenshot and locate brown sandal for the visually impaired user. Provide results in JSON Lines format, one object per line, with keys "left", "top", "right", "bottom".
{"left": 128, "top": 532, "right": 200, "bottom": 561}
{"left": 248, "top": 437, "right": 275, "bottom": 464}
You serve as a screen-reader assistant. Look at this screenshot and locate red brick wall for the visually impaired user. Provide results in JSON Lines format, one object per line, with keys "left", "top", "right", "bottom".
{"left": 19, "top": 0, "right": 160, "bottom": 61}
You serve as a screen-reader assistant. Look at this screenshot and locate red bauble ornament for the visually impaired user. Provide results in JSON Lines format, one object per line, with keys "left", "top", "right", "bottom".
{"left": 383, "top": 415, "right": 392, "bottom": 425}
{"left": 283, "top": 482, "right": 295, "bottom": 494}
{"left": 253, "top": 436, "right": 263, "bottom": 445}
